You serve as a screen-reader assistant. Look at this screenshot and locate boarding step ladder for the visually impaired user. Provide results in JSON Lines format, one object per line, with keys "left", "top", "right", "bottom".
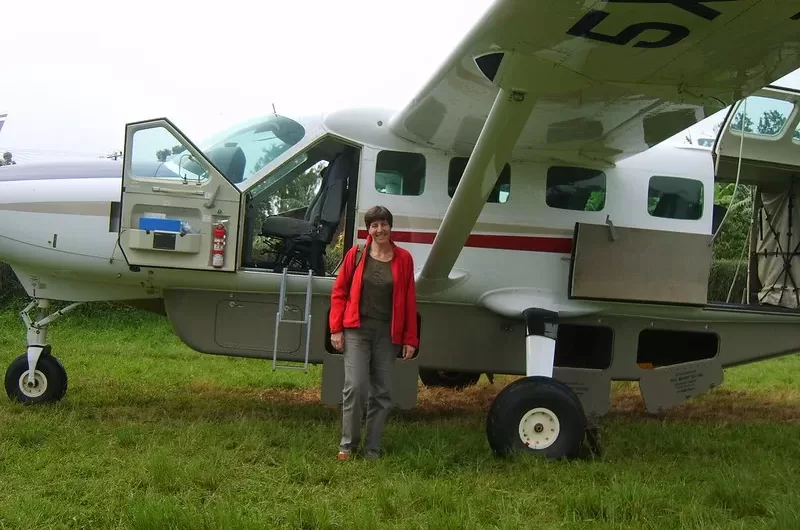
{"left": 272, "top": 268, "right": 314, "bottom": 373}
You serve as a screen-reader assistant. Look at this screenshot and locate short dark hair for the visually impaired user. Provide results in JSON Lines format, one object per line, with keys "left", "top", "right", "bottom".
{"left": 364, "top": 205, "right": 393, "bottom": 228}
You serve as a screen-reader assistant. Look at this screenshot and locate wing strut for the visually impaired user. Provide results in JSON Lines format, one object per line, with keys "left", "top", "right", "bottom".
{"left": 416, "top": 84, "right": 535, "bottom": 295}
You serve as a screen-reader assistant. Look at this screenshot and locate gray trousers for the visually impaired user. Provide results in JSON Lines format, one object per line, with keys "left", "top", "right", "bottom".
{"left": 339, "top": 317, "right": 396, "bottom": 455}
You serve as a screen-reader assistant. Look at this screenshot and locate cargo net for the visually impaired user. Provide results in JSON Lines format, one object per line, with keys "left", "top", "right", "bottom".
{"left": 756, "top": 179, "right": 800, "bottom": 308}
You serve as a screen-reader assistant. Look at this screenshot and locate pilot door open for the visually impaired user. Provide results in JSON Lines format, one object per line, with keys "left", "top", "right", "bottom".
{"left": 118, "top": 119, "right": 242, "bottom": 272}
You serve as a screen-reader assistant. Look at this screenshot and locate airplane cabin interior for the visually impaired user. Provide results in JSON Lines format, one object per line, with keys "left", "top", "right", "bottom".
{"left": 240, "top": 137, "right": 360, "bottom": 276}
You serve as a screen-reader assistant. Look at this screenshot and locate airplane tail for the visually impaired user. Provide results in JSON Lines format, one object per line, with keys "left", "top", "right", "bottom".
{"left": 0, "top": 112, "right": 7, "bottom": 135}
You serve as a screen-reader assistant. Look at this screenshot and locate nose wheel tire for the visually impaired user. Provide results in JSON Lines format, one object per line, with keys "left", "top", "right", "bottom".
{"left": 487, "top": 376, "right": 586, "bottom": 460}
{"left": 4, "top": 353, "right": 68, "bottom": 404}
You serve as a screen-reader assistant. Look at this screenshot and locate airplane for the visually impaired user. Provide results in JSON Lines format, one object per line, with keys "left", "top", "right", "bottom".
{"left": 3, "top": 0, "right": 800, "bottom": 461}
{"left": 0, "top": 112, "right": 7, "bottom": 136}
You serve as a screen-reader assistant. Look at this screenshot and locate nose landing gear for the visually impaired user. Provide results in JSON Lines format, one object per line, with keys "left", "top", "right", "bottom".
{"left": 4, "top": 299, "right": 80, "bottom": 404}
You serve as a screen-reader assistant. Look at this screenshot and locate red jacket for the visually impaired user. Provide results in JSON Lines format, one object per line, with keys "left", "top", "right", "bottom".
{"left": 329, "top": 236, "right": 419, "bottom": 348}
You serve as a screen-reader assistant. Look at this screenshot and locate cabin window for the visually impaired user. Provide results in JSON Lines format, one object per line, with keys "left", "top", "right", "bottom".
{"left": 730, "top": 95, "right": 794, "bottom": 137}
{"left": 128, "top": 125, "right": 210, "bottom": 183}
{"left": 647, "top": 176, "right": 703, "bottom": 220}
{"left": 545, "top": 166, "right": 606, "bottom": 211}
{"left": 448, "top": 157, "right": 510, "bottom": 203}
{"left": 375, "top": 150, "right": 425, "bottom": 196}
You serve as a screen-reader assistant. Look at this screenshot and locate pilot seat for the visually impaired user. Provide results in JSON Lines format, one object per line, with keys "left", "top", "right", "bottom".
{"left": 259, "top": 147, "right": 356, "bottom": 276}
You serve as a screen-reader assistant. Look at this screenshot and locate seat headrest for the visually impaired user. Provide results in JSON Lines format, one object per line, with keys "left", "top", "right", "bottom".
{"left": 206, "top": 144, "right": 247, "bottom": 183}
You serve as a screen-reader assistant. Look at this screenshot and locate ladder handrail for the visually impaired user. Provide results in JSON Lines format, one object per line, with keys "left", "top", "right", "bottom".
{"left": 272, "top": 268, "right": 314, "bottom": 373}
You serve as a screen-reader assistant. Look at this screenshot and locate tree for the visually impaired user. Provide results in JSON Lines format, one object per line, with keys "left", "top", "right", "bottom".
{"left": 155, "top": 145, "right": 185, "bottom": 162}
{"left": 713, "top": 182, "right": 754, "bottom": 261}
{"left": 730, "top": 108, "right": 793, "bottom": 136}
{"left": 0, "top": 151, "right": 16, "bottom": 166}
{"left": 757, "top": 109, "right": 787, "bottom": 135}
{"left": 266, "top": 162, "right": 324, "bottom": 216}
{"left": 248, "top": 142, "right": 324, "bottom": 217}
{"left": 730, "top": 112, "right": 753, "bottom": 133}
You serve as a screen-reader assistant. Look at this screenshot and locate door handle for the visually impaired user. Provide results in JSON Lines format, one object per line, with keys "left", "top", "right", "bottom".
{"left": 151, "top": 186, "right": 205, "bottom": 197}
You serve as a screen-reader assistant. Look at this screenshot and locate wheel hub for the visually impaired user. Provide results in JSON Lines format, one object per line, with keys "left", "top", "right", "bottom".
{"left": 518, "top": 407, "right": 560, "bottom": 449}
{"left": 18, "top": 370, "right": 47, "bottom": 398}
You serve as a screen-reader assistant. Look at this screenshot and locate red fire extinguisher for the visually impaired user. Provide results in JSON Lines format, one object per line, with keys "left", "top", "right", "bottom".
{"left": 212, "top": 222, "right": 226, "bottom": 268}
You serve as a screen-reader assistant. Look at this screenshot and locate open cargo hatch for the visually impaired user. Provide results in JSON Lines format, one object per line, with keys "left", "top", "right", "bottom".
{"left": 568, "top": 222, "right": 713, "bottom": 306}
{"left": 714, "top": 85, "right": 800, "bottom": 309}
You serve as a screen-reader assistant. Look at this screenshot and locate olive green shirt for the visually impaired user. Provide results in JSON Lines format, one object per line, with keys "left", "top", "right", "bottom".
{"left": 359, "top": 251, "right": 394, "bottom": 321}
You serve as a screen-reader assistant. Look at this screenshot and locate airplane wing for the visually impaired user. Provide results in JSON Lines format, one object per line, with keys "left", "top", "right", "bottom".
{"left": 395, "top": 0, "right": 800, "bottom": 293}
{"left": 390, "top": 0, "right": 800, "bottom": 166}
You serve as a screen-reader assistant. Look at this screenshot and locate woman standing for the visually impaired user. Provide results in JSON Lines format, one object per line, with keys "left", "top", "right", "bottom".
{"left": 329, "top": 205, "right": 418, "bottom": 460}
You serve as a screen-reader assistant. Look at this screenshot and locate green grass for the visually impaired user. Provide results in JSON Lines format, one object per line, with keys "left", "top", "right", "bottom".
{"left": 1, "top": 301, "right": 799, "bottom": 530}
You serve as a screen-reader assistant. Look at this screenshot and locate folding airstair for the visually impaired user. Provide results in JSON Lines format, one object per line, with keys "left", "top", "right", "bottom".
{"left": 271, "top": 268, "right": 314, "bottom": 372}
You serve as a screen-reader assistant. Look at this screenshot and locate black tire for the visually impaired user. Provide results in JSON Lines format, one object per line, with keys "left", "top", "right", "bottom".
{"left": 4, "top": 353, "right": 68, "bottom": 404}
{"left": 419, "top": 369, "right": 481, "bottom": 389}
{"left": 486, "top": 376, "right": 586, "bottom": 460}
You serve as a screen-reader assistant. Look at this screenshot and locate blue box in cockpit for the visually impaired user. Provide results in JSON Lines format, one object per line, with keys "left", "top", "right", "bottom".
{"left": 139, "top": 217, "right": 182, "bottom": 232}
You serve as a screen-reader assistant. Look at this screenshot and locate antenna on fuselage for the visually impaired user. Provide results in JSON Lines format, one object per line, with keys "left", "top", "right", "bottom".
{"left": 272, "top": 103, "right": 277, "bottom": 115}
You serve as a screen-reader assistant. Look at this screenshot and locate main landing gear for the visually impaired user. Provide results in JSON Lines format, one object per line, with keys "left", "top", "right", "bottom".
{"left": 486, "top": 308, "right": 598, "bottom": 460}
{"left": 4, "top": 299, "right": 80, "bottom": 404}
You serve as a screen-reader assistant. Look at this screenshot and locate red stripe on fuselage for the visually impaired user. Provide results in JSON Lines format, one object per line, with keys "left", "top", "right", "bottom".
{"left": 356, "top": 230, "right": 572, "bottom": 254}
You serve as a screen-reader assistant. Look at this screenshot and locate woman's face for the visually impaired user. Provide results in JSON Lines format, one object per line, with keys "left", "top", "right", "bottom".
{"left": 368, "top": 219, "right": 391, "bottom": 243}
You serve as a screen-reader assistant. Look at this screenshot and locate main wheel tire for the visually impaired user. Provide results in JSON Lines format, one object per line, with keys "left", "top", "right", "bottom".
{"left": 4, "top": 353, "right": 68, "bottom": 404}
{"left": 486, "top": 376, "right": 586, "bottom": 460}
{"left": 419, "top": 369, "right": 481, "bottom": 389}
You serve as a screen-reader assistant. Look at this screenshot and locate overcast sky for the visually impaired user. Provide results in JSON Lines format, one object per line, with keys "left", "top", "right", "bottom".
{"left": 2, "top": 0, "right": 800, "bottom": 164}
{"left": 0, "top": 0, "right": 492, "bottom": 162}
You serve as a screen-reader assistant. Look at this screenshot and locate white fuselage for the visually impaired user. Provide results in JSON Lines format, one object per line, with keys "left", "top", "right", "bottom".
{"left": 0, "top": 108, "right": 715, "bottom": 319}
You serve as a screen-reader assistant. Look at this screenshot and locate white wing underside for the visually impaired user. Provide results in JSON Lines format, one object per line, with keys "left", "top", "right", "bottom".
{"left": 390, "top": 0, "right": 800, "bottom": 166}
{"left": 394, "top": 0, "right": 800, "bottom": 294}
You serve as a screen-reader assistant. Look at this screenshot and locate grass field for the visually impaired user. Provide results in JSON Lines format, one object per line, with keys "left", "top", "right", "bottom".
{"left": 1, "top": 300, "right": 799, "bottom": 530}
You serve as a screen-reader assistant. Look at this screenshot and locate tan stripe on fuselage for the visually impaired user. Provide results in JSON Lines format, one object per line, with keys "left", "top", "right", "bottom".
{"left": 0, "top": 202, "right": 112, "bottom": 216}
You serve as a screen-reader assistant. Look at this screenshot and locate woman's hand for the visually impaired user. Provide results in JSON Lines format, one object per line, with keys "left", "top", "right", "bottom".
{"left": 331, "top": 332, "right": 344, "bottom": 352}
{"left": 402, "top": 344, "right": 416, "bottom": 360}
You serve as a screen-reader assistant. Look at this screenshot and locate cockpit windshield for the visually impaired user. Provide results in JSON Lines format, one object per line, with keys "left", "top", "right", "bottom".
{"left": 198, "top": 114, "right": 306, "bottom": 186}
